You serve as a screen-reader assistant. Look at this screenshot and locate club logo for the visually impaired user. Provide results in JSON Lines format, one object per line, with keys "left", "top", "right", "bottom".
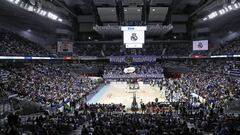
{"left": 131, "top": 33, "right": 138, "bottom": 41}
{"left": 198, "top": 42, "right": 203, "bottom": 48}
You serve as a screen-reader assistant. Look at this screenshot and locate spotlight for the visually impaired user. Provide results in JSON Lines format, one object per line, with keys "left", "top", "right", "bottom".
{"left": 14, "top": 0, "right": 20, "bottom": 4}
{"left": 203, "top": 17, "right": 208, "bottom": 21}
{"left": 208, "top": 11, "right": 218, "bottom": 19}
{"left": 230, "top": 0, "right": 237, "bottom": 4}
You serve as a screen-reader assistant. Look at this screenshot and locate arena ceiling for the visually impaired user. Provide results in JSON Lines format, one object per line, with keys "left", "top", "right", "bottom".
{"left": 71, "top": 0, "right": 203, "bottom": 23}
{"left": 68, "top": 0, "right": 204, "bottom": 39}
{"left": 0, "top": 0, "right": 240, "bottom": 43}
{"left": 0, "top": 1, "right": 56, "bottom": 34}
{"left": 64, "top": 0, "right": 240, "bottom": 41}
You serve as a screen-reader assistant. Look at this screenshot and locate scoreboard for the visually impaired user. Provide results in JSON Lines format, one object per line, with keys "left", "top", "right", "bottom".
{"left": 121, "top": 26, "right": 147, "bottom": 49}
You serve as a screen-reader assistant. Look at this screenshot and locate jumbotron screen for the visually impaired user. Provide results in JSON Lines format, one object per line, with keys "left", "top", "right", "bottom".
{"left": 193, "top": 40, "right": 208, "bottom": 51}
{"left": 121, "top": 26, "right": 147, "bottom": 49}
{"left": 123, "top": 30, "right": 145, "bottom": 44}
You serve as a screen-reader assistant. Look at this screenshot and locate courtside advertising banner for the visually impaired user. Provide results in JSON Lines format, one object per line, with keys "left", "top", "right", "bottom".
{"left": 193, "top": 40, "right": 208, "bottom": 51}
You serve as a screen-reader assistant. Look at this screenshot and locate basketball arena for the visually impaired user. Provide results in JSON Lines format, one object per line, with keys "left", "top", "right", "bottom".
{"left": 1, "top": 0, "right": 240, "bottom": 135}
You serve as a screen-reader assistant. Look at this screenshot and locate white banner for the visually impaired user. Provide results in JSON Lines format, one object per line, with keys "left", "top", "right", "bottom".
{"left": 193, "top": 40, "right": 208, "bottom": 51}
{"left": 125, "top": 44, "right": 143, "bottom": 48}
{"left": 124, "top": 67, "right": 136, "bottom": 73}
{"left": 121, "top": 26, "right": 147, "bottom": 31}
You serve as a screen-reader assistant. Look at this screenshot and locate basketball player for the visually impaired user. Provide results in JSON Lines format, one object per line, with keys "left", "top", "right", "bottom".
{"left": 140, "top": 99, "right": 146, "bottom": 113}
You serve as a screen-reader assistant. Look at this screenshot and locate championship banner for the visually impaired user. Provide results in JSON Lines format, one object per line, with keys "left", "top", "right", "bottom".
{"left": 193, "top": 40, "right": 208, "bottom": 51}
{"left": 57, "top": 41, "right": 73, "bottom": 52}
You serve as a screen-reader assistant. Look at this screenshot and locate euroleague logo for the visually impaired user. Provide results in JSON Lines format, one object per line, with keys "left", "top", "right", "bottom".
{"left": 130, "top": 33, "right": 138, "bottom": 41}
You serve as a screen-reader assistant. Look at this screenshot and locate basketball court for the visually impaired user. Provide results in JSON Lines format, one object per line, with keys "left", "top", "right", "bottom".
{"left": 87, "top": 82, "right": 166, "bottom": 108}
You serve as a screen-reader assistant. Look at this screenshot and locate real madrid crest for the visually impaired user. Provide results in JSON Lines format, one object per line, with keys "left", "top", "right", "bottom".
{"left": 130, "top": 33, "right": 138, "bottom": 41}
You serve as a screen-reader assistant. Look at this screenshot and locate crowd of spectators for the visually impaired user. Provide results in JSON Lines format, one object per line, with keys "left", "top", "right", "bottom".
{"left": 0, "top": 29, "right": 52, "bottom": 56}
{"left": 74, "top": 44, "right": 104, "bottom": 57}
{"left": 2, "top": 102, "right": 240, "bottom": 135}
{"left": 103, "top": 64, "right": 164, "bottom": 80}
{"left": 1, "top": 59, "right": 240, "bottom": 135}
{"left": 212, "top": 37, "right": 240, "bottom": 55}
{"left": 0, "top": 57, "right": 240, "bottom": 135}
{"left": 2, "top": 111, "right": 87, "bottom": 135}
{"left": 0, "top": 69, "right": 10, "bottom": 95}
{"left": 70, "top": 37, "right": 240, "bottom": 57}
{"left": 73, "top": 43, "right": 193, "bottom": 57}
{"left": 78, "top": 102, "right": 240, "bottom": 135}
{"left": 2, "top": 100, "right": 240, "bottom": 135}
{"left": 164, "top": 44, "right": 192, "bottom": 56}
{"left": 162, "top": 60, "right": 240, "bottom": 106}
{"left": 78, "top": 60, "right": 240, "bottom": 135}
{"left": 0, "top": 63, "right": 101, "bottom": 109}
{"left": 3, "top": 27, "right": 240, "bottom": 58}
{"left": 60, "top": 37, "right": 240, "bottom": 57}
{"left": 79, "top": 103, "right": 125, "bottom": 113}
{"left": 102, "top": 59, "right": 240, "bottom": 107}
{"left": 224, "top": 61, "right": 240, "bottom": 77}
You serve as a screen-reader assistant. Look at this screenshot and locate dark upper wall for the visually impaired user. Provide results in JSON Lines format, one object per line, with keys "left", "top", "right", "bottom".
{"left": 0, "top": 0, "right": 73, "bottom": 50}
{"left": 0, "top": 21, "right": 58, "bottom": 54}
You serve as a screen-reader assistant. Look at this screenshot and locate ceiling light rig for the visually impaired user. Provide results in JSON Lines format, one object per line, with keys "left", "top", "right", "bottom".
{"left": 202, "top": 2, "right": 240, "bottom": 21}
{"left": 5, "top": 0, "right": 63, "bottom": 23}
